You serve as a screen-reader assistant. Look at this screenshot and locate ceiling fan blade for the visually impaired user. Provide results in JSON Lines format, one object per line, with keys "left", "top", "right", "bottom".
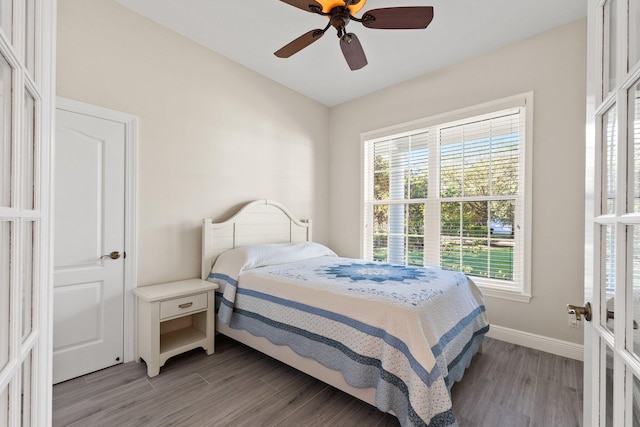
{"left": 278, "top": 0, "right": 323, "bottom": 13}
{"left": 340, "top": 33, "right": 367, "bottom": 70}
{"left": 361, "top": 7, "right": 434, "bottom": 29}
{"left": 275, "top": 29, "right": 324, "bottom": 58}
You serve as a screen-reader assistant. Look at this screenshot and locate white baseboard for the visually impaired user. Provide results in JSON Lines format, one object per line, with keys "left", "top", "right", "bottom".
{"left": 486, "top": 325, "right": 584, "bottom": 361}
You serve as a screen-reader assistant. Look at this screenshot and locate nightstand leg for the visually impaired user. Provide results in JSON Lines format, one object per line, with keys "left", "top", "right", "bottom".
{"left": 147, "top": 363, "right": 160, "bottom": 377}
{"left": 205, "top": 290, "right": 215, "bottom": 355}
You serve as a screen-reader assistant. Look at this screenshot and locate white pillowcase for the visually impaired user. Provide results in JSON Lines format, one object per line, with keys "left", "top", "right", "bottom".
{"left": 210, "top": 242, "right": 337, "bottom": 285}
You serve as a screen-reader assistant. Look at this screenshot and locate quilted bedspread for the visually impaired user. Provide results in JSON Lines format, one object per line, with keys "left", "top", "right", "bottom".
{"left": 209, "top": 245, "right": 488, "bottom": 427}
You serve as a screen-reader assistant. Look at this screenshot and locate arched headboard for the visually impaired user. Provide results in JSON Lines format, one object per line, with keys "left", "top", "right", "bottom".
{"left": 201, "top": 199, "right": 312, "bottom": 280}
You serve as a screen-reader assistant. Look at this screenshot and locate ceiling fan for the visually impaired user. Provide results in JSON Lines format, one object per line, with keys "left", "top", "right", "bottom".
{"left": 274, "top": 0, "right": 434, "bottom": 71}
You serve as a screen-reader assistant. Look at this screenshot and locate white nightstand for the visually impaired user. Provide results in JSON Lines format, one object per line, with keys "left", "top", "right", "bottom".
{"left": 134, "top": 278, "right": 218, "bottom": 377}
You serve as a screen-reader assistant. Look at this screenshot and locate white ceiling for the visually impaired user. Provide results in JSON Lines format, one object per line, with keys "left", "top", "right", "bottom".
{"left": 115, "top": 0, "right": 587, "bottom": 107}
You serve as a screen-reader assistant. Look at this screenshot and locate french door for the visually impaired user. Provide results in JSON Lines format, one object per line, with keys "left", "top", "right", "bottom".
{"left": 0, "top": 0, "right": 55, "bottom": 426}
{"left": 585, "top": 0, "right": 640, "bottom": 425}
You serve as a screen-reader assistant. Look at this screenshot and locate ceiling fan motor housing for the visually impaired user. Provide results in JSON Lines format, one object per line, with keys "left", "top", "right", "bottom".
{"left": 317, "top": 0, "right": 366, "bottom": 14}
{"left": 329, "top": 7, "right": 351, "bottom": 33}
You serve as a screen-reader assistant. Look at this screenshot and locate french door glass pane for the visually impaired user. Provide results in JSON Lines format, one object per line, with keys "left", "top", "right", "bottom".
{"left": 0, "top": 221, "right": 9, "bottom": 372}
{"left": 632, "top": 0, "right": 640, "bottom": 68}
{"left": 24, "top": 0, "right": 34, "bottom": 78}
{"left": 604, "top": 224, "right": 616, "bottom": 332}
{"left": 0, "top": 386, "right": 7, "bottom": 426}
{"left": 0, "top": 53, "right": 11, "bottom": 208}
{"left": 21, "top": 351, "right": 32, "bottom": 426}
{"left": 632, "top": 372, "right": 640, "bottom": 426}
{"left": 632, "top": 225, "right": 640, "bottom": 360}
{"left": 22, "top": 91, "right": 35, "bottom": 210}
{"left": 0, "top": 1, "right": 12, "bottom": 44}
{"left": 603, "top": 105, "right": 618, "bottom": 215}
{"left": 22, "top": 221, "right": 33, "bottom": 340}
{"left": 606, "top": 0, "right": 618, "bottom": 94}
{"left": 632, "top": 79, "right": 640, "bottom": 212}
{"left": 604, "top": 342, "right": 614, "bottom": 426}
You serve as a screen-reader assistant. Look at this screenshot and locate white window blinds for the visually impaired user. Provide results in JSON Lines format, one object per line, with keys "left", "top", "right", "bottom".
{"left": 437, "top": 108, "right": 523, "bottom": 286}
{"left": 363, "top": 95, "right": 531, "bottom": 298}
{"left": 439, "top": 109, "right": 520, "bottom": 198}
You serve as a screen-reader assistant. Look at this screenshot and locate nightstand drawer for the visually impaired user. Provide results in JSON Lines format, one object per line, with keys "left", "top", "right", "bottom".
{"left": 160, "top": 293, "right": 207, "bottom": 319}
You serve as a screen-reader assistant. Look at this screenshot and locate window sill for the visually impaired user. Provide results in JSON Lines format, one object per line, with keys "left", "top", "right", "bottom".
{"left": 474, "top": 280, "right": 531, "bottom": 303}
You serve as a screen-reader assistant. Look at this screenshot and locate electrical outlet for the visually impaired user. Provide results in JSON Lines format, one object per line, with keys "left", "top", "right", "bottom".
{"left": 567, "top": 310, "right": 581, "bottom": 328}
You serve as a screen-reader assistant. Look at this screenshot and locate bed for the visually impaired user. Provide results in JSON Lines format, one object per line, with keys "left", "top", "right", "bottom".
{"left": 201, "top": 199, "right": 489, "bottom": 427}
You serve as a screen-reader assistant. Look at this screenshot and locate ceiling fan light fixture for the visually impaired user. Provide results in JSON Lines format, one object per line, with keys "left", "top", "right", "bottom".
{"left": 315, "top": 0, "right": 366, "bottom": 15}
{"left": 275, "top": 0, "right": 434, "bottom": 71}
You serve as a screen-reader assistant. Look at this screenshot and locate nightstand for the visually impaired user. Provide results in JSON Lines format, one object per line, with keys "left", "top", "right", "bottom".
{"left": 134, "top": 278, "right": 218, "bottom": 377}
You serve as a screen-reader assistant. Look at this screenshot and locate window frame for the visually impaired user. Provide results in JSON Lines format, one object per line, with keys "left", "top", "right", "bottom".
{"left": 361, "top": 92, "right": 533, "bottom": 302}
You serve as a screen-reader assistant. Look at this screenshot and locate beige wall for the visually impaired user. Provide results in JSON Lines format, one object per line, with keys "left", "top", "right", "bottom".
{"left": 57, "top": 0, "right": 330, "bottom": 285}
{"left": 328, "top": 20, "right": 587, "bottom": 344}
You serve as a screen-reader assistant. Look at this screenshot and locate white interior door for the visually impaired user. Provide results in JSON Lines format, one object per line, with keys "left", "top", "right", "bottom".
{"left": 53, "top": 108, "right": 126, "bottom": 384}
{"left": 583, "top": 0, "right": 640, "bottom": 425}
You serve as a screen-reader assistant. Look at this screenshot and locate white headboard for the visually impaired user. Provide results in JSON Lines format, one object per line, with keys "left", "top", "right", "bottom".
{"left": 201, "top": 199, "right": 312, "bottom": 280}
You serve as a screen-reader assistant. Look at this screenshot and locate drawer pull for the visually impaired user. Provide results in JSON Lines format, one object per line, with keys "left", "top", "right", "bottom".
{"left": 159, "top": 293, "right": 207, "bottom": 319}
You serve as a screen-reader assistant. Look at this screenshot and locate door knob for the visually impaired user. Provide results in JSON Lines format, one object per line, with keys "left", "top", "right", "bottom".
{"left": 567, "top": 302, "right": 592, "bottom": 321}
{"left": 606, "top": 309, "right": 639, "bottom": 329}
{"left": 567, "top": 303, "right": 639, "bottom": 329}
{"left": 101, "top": 251, "right": 121, "bottom": 260}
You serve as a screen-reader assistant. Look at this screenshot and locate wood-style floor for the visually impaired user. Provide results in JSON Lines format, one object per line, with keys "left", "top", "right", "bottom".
{"left": 53, "top": 336, "right": 583, "bottom": 427}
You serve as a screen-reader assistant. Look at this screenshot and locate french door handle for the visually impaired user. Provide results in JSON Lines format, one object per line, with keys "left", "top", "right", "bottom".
{"left": 567, "top": 302, "right": 592, "bottom": 322}
{"left": 567, "top": 303, "right": 639, "bottom": 329}
{"left": 100, "top": 251, "right": 121, "bottom": 260}
{"left": 606, "top": 309, "right": 639, "bottom": 329}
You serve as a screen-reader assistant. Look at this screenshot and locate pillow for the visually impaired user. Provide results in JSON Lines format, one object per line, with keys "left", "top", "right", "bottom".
{"left": 209, "top": 242, "right": 337, "bottom": 287}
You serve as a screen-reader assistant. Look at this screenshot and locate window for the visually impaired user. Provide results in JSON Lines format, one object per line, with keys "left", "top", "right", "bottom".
{"left": 362, "top": 93, "right": 532, "bottom": 301}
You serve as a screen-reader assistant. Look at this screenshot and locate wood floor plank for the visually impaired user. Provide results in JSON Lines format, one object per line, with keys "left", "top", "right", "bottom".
{"left": 66, "top": 375, "right": 209, "bottom": 427}
{"left": 473, "top": 400, "right": 531, "bottom": 427}
{"left": 53, "top": 377, "right": 153, "bottom": 427}
{"left": 53, "top": 361, "right": 149, "bottom": 409}
{"left": 326, "top": 398, "right": 393, "bottom": 426}
{"left": 145, "top": 339, "right": 249, "bottom": 389}
{"left": 52, "top": 336, "right": 583, "bottom": 427}
{"left": 492, "top": 345, "right": 540, "bottom": 418}
{"left": 278, "top": 386, "right": 359, "bottom": 426}
{"left": 146, "top": 378, "right": 277, "bottom": 427}
{"left": 375, "top": 413, "right": 402, "bottom": 426}
{"left": 221, "top": 371, "right": 328, "bottom": 426}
